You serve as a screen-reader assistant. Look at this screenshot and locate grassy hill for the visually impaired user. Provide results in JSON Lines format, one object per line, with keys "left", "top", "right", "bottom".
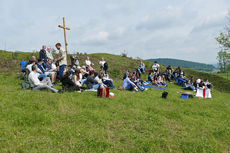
{"left": 147, "top": 58, "right": 216, "bottom": 72}
{"left": 0, "top": 50, "right": 230, "bottom": 152}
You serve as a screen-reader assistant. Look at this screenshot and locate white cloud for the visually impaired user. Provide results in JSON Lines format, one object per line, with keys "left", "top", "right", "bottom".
{"left": 0, "top": 0, "right": 230, "bottom": 63}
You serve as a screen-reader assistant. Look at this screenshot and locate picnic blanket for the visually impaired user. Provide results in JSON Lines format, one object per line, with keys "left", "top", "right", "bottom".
{"left": 143, "top": 85, "right": 165, "bottom": 90}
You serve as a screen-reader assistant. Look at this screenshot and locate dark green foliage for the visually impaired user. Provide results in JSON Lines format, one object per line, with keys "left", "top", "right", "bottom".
{"left": 184, "top": 68, "right": 230, "bottom": 92}
{"left": 147, "top": 58, "right": 216, "bottom": 72}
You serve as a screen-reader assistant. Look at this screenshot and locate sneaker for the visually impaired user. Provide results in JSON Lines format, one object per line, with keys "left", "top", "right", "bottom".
{"left": 58, "top": 90, "right": 64, "bottom": 94}
{"left": 52, "top": 82, "right": 58, "bottom": 86}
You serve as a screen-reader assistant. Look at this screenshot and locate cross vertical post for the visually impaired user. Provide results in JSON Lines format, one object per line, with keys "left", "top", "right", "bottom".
{"left": 58, "top": 17, "right": 70, "bottom": 54}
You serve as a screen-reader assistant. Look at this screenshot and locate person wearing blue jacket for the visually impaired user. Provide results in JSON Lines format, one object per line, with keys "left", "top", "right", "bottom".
{"left": 122, "top": 76, "right": 138, "bottom": 91}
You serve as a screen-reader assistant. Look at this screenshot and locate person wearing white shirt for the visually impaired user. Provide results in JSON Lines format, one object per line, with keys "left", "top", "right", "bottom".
{"left": 85, "top": 56, "right": 92, "bottom": 66}
{"left": 26, "top": 60, "right": 46, "bottom": 79}
{"left": 46, "top": 47, "right": 54, "bottom": 60}
{"left": 73, "top": 69, "right": 83, "bottom": 87}
{"left": 85, "top": 56, "right": 94, "bottom": 71}
{"left": 99, "top": 58, "right": 106, "bottom": 68}
{"left": 28, "top": 65, "right": 58, "bottom": 93}
{"left": 152, "top": 61, "right": 160, "bottom": 73}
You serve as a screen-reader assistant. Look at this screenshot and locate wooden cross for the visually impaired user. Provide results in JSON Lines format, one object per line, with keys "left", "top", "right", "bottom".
{"left": 58, "top": 17, "right": 70, "bottom": 53}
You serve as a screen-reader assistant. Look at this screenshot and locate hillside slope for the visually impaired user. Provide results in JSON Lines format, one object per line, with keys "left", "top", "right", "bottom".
{"left": 0, "top": 50, "right": 230, "bottom": 152}
{"left": 147, "top": 58, "right": 216, "bottom": 72}
{"left": 0, "top": 50, "right": 229, "bottom": 92}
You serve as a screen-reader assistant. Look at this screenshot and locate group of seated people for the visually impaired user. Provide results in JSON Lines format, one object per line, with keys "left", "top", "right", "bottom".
{"left": 23, "top": 47, "right": 212, "bottom": 95}
{"left": 23, "top": 44, "right": 114, "bottom": 93}
{"left": 183, "top": 77, "right": 212, "bottom": 91}
{"left": 121, "top": 61, "right": 212, "bottom": 94}
{"left": 62, "top": 64, "right": 114, "bottom": 92}
{"left": 121, "top": 61, "right": 165, "bottom": 92}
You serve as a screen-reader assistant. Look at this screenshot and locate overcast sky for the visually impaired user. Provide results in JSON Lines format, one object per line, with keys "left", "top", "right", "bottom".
{"left": 0, "top": 0, "right": 229, "bottom": 63}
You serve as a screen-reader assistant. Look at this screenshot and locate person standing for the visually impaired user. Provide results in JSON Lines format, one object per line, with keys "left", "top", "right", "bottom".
{"left": 55, "top": 43, "right": 67, "bottom": 79}
{"left": 152, "top": 61, "right": 160, "bottom": 74}
{"left": 46, "top": 47, "right": 54, "bottom": 60}
{"left": 85, "top": 56, "right": 93, "bottom": 71}
{"left": 138, "top": 60, "right": 145, "bottom": 74}
{"left": 39, "top": 45, "right": 47, "bottom": 62}
{"left": 99, "top": 57, "right": 106, "bottom": 70}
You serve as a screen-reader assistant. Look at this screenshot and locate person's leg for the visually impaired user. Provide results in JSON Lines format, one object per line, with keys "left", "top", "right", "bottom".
{"left": 50, "top": 72, "right": 55, "bottom": 83}
{"left": 59, "top": 65, "right": 66, "bottom": 79}
{"left": 81, "top": 79, "right": 87, "bottom": 86}
{"left": 38, "top": 74, "right": 47, "bottom": 80}
{"left": 33, "top": 85, "right": 58, "bottom": 93}
{"left": 41, "top": 77, "right": 53, "bottom": 87}
{"left": 93, "top": 84, "right": 100, "bottom": 90}
{"left": 136, "top": 83, "right": 145, "bottom": 91}
{"left": 103, "top": 80, "right": 112, "bottom": 87}
{"left": 138, "top": 68, "right": 141, "bottom": 74}
{"left": 53, "top": 72, "right": 57, "bottom": 83}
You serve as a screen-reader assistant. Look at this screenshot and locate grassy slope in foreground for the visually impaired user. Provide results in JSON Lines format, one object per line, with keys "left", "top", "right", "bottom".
{"left": 0, "top": 74, "right": 230, "bottom": 152}
{"left": 0, "top": 50, "right": 230, "bottom": 152}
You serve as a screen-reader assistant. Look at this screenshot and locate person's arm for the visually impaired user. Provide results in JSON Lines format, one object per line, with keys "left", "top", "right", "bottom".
{"left": 31, "top": 73, "right": 43, "bottom": 86}
{"left": 55, "top": 50, "right": 65, "bottom": 62}
{"left": 56, "top": 55, "right": 64, "bottom": 62}
{"left": 127, "top": 78, "right": 136, "bottom": 87}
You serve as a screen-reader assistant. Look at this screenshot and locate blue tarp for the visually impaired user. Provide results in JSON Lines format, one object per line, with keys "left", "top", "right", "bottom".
{"left": 143, "top": 85, "right": 165, "bottom": 90}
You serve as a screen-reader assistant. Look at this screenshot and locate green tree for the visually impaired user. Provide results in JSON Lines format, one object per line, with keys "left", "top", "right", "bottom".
{"left": 216, "top": 12, "right": 230, "bottom": 72}
{"left": 217, "top": 50, "right": 229, "bottom": 72}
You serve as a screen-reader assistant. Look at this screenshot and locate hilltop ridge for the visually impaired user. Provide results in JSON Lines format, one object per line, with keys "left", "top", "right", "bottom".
{"left": 147, "top": 58, "right": 216, "bottom": 72}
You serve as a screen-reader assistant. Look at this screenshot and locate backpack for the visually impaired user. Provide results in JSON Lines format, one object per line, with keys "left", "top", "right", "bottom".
{"left": 162, "top": 91, "right": 168, "bottom": 99}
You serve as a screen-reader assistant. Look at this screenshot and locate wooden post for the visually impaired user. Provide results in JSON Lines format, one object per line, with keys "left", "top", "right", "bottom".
{"left": 58, "top": 17, "right": 70, "bottom": 54}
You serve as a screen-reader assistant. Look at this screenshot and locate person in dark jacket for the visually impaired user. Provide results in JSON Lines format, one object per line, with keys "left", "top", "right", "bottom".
{"left": 39, "top": 45, "right": 47, "bottom": 62}
{"left": 61, "top": 71, "right": 85, "bottom": 92}
{"left": 85, "top": 71, "right": 102, "bottom": 90}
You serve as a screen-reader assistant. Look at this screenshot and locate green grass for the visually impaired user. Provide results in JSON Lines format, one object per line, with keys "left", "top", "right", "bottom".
{"left": 183, "top": 69, "right": 230, "bottom": 92}
{"left": 0, "top": 74, "right": 230, "bottom": 152}
{"left": 0, "top": 50, "right": 230, "bottom": 152}
{"left": 217, "top": 73, "right": 230, "bottom": 80}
